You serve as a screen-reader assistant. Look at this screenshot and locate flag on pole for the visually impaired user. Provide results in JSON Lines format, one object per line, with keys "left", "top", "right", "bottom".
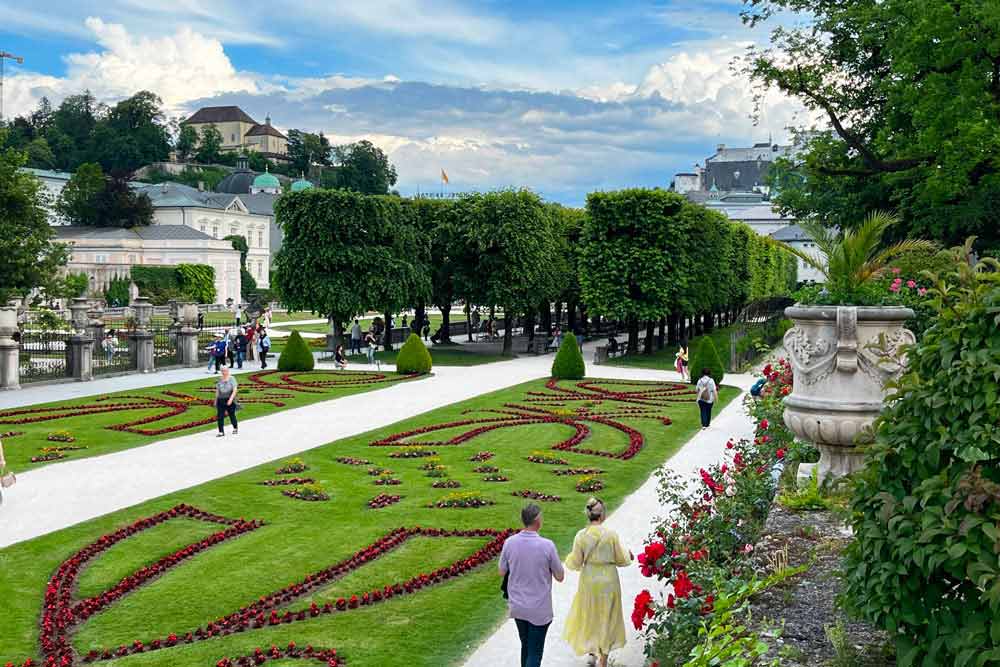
{"left": 441, "top": 168, "right": 449, "bottom": 185}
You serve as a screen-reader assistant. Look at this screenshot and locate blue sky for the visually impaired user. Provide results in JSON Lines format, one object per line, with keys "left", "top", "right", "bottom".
{"left": 0, "top": 1, "right": 810, "bottom": 204}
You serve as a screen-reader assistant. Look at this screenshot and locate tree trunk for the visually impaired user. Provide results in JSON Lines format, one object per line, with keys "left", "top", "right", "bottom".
{"left": 693, "top": 314, "right": 703, "bottom": 337}
{"left": 415, "top": 301, "right": 427, "bottom": 337}
{"left": 554, "top": 301, "right": 563, "bottom": 328}
{"left": 643, "top": 320, "right": 655, "bottom": 354}
{"left": 329, "top": 316, "right": 344, "bottom": 352}
{"left": 667, "top": 313, "right": 678, "bottom": 345}
{"left": 381, "top": 310, "right": 392, "bottom": 351}
{"left": 502, "top": 312, "right": 513, "bottom": 356}
{"left": 439, "top": 305, "right": 451, "bottom": 343}
{"left": 466, "top": 300, "right": 474, "bottom": 342}
{"left": 703, "top": 312, "right": 714, "bottom": 332}
{"left": 657, "top": 317, "right": 666, "bottom": 350}
{"left": 526, "top": 309, "right": 536, "bottom": 344}
{"left": 539, "top": 301, "right": 552, "bottom": 336}
{"left": 627, "top": 315, "right": 639, "bottom": 354}
{"left": 567, "top": 300, "right": 578, "bottom": 331}
{"left": 678, "top": 315, "right": 687, "bottom": 342}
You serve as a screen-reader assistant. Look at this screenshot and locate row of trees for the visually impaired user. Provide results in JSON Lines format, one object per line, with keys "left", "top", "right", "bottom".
{"left": 2, "top": 90, "right": 400, "bottom": 196}
{"left": 273, "top": 188, "right": 796, "bottom": 356}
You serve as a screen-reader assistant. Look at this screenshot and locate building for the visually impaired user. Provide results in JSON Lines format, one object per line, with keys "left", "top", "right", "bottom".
{"left": 215, "top": 158, "right": 288, "bottom": 253}
{"left": 24, "top": 168, "right": 71, "bottom": 224}
{"left": 685, "top": 190, "right": 793, "bottom": 236}
{"left": 182, "top": 106, "right": 289, "bottom": 161}
{"left": 53, "top": 225, "right": 242, "bottom": 303}
{"left": 770, "top": 224, "right": 826, "bottom": 284}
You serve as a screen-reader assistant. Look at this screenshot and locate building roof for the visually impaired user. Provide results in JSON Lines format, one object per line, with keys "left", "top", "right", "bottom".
{"left": 184, "top": 106, "right": 258, "bottom": 125}
{"left": 216, "top": 169, "right": 257, "bottom": 195}
{"left": 770, "top": 224, "right": 812, "bottom": 242}
{"left": 290, "top": 177, "right": 314, "bottom": 192}
{"left": 53, "top": 225, "right": 217, "bottom": 241}
{"left": 131, "top": 182, "right": 274, "bottom": 218}
{"left": 253, "top": 171, "right": 281, "bottom": 189}
{"left": 24, "top": 167, "right": 72, "bottom": 182}
{"left": 707, "top": 144, "right": 796, "bottom": 164}
{"left": 241, "top": 193, "right": 278, "bottom": 216}
{"left": 246, "top": 123, "right": 287, "bottom": 140}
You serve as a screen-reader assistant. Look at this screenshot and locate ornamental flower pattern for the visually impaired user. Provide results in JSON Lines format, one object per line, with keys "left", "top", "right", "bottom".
{"left": 16, "top": 502, "right": 513, "bottom": 666}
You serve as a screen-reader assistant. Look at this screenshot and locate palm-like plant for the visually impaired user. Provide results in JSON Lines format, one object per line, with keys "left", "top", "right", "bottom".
{"left": 779, "top": 211, "right": 938, "bottom": 303}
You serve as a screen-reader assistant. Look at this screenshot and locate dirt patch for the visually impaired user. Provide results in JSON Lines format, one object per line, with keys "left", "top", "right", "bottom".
{"left": 748, "top": 504, "right": 894, "bottom": 666}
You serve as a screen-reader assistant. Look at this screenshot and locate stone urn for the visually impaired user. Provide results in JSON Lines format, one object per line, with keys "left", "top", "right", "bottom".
{"left": 0, "top": 307, "right": 17, "bottom": 338}
{"left": 782, "top": 305, "right": 915, "bottom": 480}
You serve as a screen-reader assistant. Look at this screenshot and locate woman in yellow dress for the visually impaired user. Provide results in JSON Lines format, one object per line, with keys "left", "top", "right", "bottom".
{"left": 563, "top": 498, "right": 633, "bottom": 667}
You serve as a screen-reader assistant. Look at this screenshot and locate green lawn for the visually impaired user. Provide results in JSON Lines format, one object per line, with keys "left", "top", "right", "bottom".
{"left": 0, "top": 378, "right": 738, "bottom": 667}
{"left": 272, "top": 314, "right": 468, "bottom": 336}
{"left": 349, "top": 345, "right": 511, "bottom": 367}
{"left": 0, "top": 369, "right": 423, "bottom": 471}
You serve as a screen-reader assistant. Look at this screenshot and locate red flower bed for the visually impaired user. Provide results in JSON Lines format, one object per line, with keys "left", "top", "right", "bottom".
{"left": 368, "top": 494, "right": 402, "bottom": 509}
{"left": 553, "top": 468, "right": 604, "bottom": 476}
{"left": 427, "top": 493, "right": 494, "bottom": 509}
{"left": 335, "top": 457, "right": 371, "bottom": 466}
{"left": 481, "top": 474, "right": 509, "bottom": 482}
{"left": 277, "top": 463, "right": 309, "bottom": 475}
{"left": 469, "top": 451, "right": 494, "bottom": 462}
{"left": 511, "top": 490, "right": 561, "bottom": 502}
{"left": 367, "top": 467, "right": 393, "bottom": 476}
{"left": 373, "top": 478, "right": 402, "bottom": 486}
{"left": 259, "top": 478, "right": 315, "bottom": 486}
{"left": 0, "top": 430, "right": 24, "bottom": 438}
{"left": 214, "top": 643, "right": 342, "bottom": 666}
{"left": 432, "top": 480, "right": 461, "bottom": 489}
{"left": 282, "top": 488, "right": 330, "bottom": 502}
{"left": 473, "top": 465, "right": 499, "bottom": 473}
{"left": 575, "top": 477, "right": 604, "bottom": 493}
{"left": 526, "top": 454, "right": 569, "bottom": 465}
{"left": 31, "top": 452, "right": 66, "bottom": 463}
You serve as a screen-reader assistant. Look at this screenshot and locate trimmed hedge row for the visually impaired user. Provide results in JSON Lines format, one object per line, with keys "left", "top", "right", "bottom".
{"left": 131, "top": 264, "right": 216, "bottom": 305}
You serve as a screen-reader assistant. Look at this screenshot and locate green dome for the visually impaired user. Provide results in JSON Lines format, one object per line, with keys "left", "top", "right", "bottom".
{"left": 252, "top": 171, "right": 280, "bottom": 190}
{"left": 290, "top": 178, "right": 314, "bottom": 192}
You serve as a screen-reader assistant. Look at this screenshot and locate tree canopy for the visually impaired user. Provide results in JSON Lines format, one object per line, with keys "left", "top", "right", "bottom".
{"left": 0, "top": 137, "right": 70, "bottom": 302}
{"left": 744, "top": 0, "right": 1000, "bottom": 251}
{"left": 57, "top": 163, "right": 154, "bottom": 228}
{"left": 331, "top": 140, "right": 398, "bottom": 194}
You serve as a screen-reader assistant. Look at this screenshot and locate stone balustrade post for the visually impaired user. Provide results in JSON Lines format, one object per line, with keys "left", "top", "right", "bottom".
{"left": 129, "top": 297, "right": 155, "bottom": 372}
{"left": 87, "top": 304, "right": 105, "bottom": 356}
{"left": 0, "top": 306, "right": 20, "bottom": 390}
{"left": 177, "top": 302, "right": 200, "bottom": 367}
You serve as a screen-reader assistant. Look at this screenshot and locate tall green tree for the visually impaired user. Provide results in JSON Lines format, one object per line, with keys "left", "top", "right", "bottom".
{"left": 0, "top": 136, "right": 70, "bottom": 302}
{"left": 175, "top": 125, "right": 199, "bottom": 162}
{"left": 224, "top": 234, "right": 257, "bottom": 298}
{"left": 286, "top": 129, "right": 332, "bottom": 176}
{"left": 455, "top": 190, "right": 560, "bottom": 356}
{"left": 412, "top": 198, "right": 470, "bottom": 343}
{"left": 57, "top": 163, "right": 154, "bottom": 228}
{"left": 332, "top": 140, "right": 398, "bottom": 194}
{"left": 196, "top": 125, "right": 224, "bottom": 164}
{"left": 744, "top": 0, "right": 1000, "bottom": 250}
{"left": 90, "top": 91, "right": 171, "bottom": 175}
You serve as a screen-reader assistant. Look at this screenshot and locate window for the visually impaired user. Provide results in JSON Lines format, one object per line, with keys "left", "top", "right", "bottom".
{"left": 231, "top": 133, "right": 236, "bottom": 142}
{"left": 257, "top": 261, "right": 263, "bottom": 277}
{"left": 213, "top": 225, "right": 219, "bottom": 238}
{"left": 258, "top": 231, "right": 264, "bottom": 247}
{"left": 200, "top": 224, "right": 206, "bottom": 233}
{"left": 230, "top": 225, "right": 238, "bottom": 236}
{"left": 95, "top": 254, "right": 107, "bottom": 263}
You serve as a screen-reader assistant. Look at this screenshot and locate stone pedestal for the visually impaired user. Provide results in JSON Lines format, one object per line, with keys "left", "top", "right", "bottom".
{"left": 68, "top": 334, "right": 94, "bottom": 381}
{"left": 177, "top": 303, "right": 200, "bottom": 367}
{"left": 0, "top": 307, "right": 20, "bottom": 390}
{"left": 88, "top": 305, "right": 105, "bottom": 356}
{"left": 129, "top": 297, "right": 155, "bottom": 372}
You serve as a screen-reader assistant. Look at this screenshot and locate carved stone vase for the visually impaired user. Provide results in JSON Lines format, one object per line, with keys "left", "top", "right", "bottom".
{"left": 782, "top": 305, "right": 915, "bottom": 480}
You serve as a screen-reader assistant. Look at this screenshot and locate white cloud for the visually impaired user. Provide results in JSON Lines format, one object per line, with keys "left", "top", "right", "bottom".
{"left": 4, "top": 18, "right": 257, "bottom": 117}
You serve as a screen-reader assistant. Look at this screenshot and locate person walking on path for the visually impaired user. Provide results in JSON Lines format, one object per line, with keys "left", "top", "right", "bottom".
{"left": 208, "top": 334, "right": 227, "bottom": 374}
{"left": 257, "top": 330, "right": 272, "bottom": 369}
{"left": 214, "top": 366, "right": 239, "bottom": 437}
{"left": 235, "top": 329, "right": 248, "bottom": 369}
{"left": 499, "top": 503, "right": 565, "bottom": 667}
{"left": 675, "top": 340, "right": 689, "bottom": 382}
{"left": 350, "top": 319, "right": 362, "bottom": 355}
{"left": 695, "top": 367, "right": 718, "bottom": 428}
{"left": 562, "top": 498, "right": 633, "bottom": 667}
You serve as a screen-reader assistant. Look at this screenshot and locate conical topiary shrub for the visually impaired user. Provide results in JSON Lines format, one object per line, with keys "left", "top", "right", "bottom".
{"left": 395, "top": 333, "right": 433, "bottom": 374}
{"left": 551, "top": 332, "right": 585, "bottom": 379}
{"left": 689, "top": 335, "right": 724, "bottom": 385}
{"left": 277, "top": 330, "right": 315, "bottom": 371}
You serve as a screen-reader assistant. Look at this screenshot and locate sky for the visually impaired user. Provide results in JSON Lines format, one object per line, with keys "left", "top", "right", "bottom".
{"left": 0, "top": 0, "right": 814, "bottom": 205}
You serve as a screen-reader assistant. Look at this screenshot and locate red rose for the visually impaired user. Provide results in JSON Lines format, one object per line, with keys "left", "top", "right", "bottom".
{"left": 631, "top": 590, "right": 655, "bottom": 630}
{"left": 760, "top": 419, "right": 769, "bottom": 430}
{"left": 672, "top": 570, "right": 695, "bottom": 599}
{"left": 776, "top": 449, "right": 785, "bottom": 460}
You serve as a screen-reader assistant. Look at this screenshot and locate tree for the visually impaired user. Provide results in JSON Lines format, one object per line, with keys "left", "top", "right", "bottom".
{"left": 196, "top": 125, "right": 224, "bottom": 164}
{"left": 56, "top": 162, "right": 105, "bottom": 227}
{"left": 743, "top": 0, "right": 1000, "bottom": 249}
{"left": 57, "top": 163, "right": 154, "bottom": 228}
{"left": 0, "top": 136, "right": 70, "bottom": 302}
{"left": 579, "top": 190, "right": 693, "bottom": 354}
{"left": 455, "top": 190, "right": 560, "bottom": 356}
{"left": 412, "top": 198, "right": 471, "bottom": 343}
{"left": 286, "top": 129, "right": 332, "bottom": 176}
{"left": 175, "top": 125, "right": 199, "bottom": 162}
{"left": 224, "top": 234, "right": 257, "bottom": 298}
{"left": 272, "top": 190, "right": 429, "bottom": 348}
{"left": 90, "top": 91, "right": 171, "bottom": 175}
{"left": 332, "top": 140, "right": 398, "bottom": 194}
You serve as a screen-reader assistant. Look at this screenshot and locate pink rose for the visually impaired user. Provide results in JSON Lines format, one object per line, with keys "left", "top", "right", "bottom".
{"left": 906, "top": 280, "right": 916, "bottom": 288}
{"left": 918, "top": 288, "right": 927, "bottom": 296}
{"left": 892, "top": 267, "right": 901, "bottom": 275}
{"left": 889, "top": 283, "right": 900, "bottom": 292}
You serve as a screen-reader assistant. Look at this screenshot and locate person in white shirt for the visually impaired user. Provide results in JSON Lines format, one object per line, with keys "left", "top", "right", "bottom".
{"left": 350, "top": 319, "right": 363, "bottom": 355}
{"left": 695, "top": 367, "right": 718, "bottom": 428}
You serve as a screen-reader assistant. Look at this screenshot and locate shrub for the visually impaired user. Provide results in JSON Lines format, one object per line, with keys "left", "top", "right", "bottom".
{"left": 690, "top": 335, "right": 725, "bottom": 385}
{"left": 843, "top": 241, "right": 1000, "bottom": 665}
{"left": 395, "top": 333, "right": 432, "bottom": 374}
{"left": 104, "top": 277, "right": 131, "bottom": 307}
{"left": 277, "top": 331, "right": 315, "bottom": 371}
{"left": 551, "top": 332, "right": 585, "bottom": 379}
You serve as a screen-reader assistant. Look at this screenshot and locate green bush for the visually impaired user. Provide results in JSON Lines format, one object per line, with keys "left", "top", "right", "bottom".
{"left": 104, "top": 277, "right": 131, "bottom": 307}
{"left": 843, "top": 243, "right": 1000, "bottom": 665}
{"left": 175, "top": 263, "right": 215, "bottom": 303}
{"left": 131, "top": 263, "right": 216, "bottom": 304}
{"left": 395, "top": 333, "right": 432, "bottom": 374}
{"left": 277, "top": 330, "right": 315, "bottom": 371}
{"left": 690, "top": 335, "right": 725, "bottom": 385}
{"left": 551, "top": 332, "right": 585, "bottom": 379}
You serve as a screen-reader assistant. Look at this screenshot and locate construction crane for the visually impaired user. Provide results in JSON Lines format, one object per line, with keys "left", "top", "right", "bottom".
{"left": 0, "top": 51, "right": 25, "bottom": 124}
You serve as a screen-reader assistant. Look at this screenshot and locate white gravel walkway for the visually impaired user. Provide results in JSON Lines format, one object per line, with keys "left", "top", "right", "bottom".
{"left": 461, "top": 372, "right": 759, "bottom": 667}
{"left": 0, "top": 344, "right": 724, "bottom": 549}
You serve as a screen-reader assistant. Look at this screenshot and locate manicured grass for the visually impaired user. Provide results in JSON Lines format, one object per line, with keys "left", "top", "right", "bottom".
{"left": 350, "top": 345, "right": 512, "bottom": 367}
{"left": 272, "top": 315, "right": 468, "bottom": 336}
{"left": 605, "top": 346, "right": 682, "bottom": 372}
{"left": 0, "top": 369, "right": 423, "bottom": 471}
{"left": 0, "top": 377, "right": 738, "bottom": 667}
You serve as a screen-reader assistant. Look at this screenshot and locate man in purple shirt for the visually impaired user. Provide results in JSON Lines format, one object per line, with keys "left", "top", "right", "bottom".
{"left": 499, "top": 503, "right": 565, "bottom": 667}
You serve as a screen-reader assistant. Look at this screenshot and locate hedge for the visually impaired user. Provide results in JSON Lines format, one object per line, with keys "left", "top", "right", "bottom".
{"left": 131, "top": 263, "right": 216, "bottom": 305}
{"left": 551, "top": 332, "right": 585, "bottom": 379}
{"left": 689, "top": 335, "right": 725, "bottom": 385}
{"left": 277, "top": 331, "right": 315, "bottom": 371}
{"left": 395, "top": 334, "right": 432, "bottom": 374}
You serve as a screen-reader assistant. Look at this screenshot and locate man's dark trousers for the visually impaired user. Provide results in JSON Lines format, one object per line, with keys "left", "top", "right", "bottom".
{"left": 514, "top": 618, "right": 550, "bottom": 667}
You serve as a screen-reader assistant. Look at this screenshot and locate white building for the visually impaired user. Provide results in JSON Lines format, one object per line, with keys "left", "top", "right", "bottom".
{"left": 770, "top": 224, "right": 826, "bottom": 284}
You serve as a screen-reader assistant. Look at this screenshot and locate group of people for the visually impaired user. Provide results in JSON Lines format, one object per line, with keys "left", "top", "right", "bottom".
{"left": 205, "top": 322, "right": 272, "bottom": 373}
{"left": 500, "top": 499, "right": 633, "bottom": 667}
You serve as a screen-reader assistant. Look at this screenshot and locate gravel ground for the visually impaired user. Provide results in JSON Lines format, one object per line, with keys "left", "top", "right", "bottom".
{"left": 749, "top": 504, "right": 895, "bottom": 666}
